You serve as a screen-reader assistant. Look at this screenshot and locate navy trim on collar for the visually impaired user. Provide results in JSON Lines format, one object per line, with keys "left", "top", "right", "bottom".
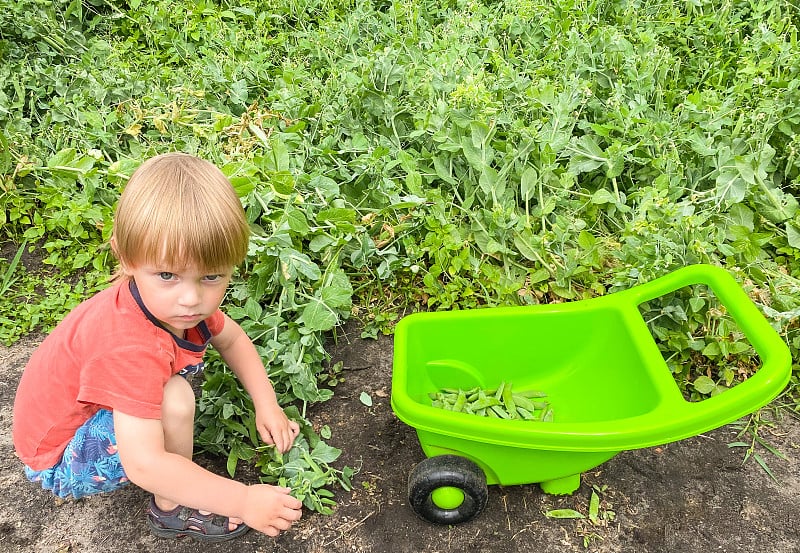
{"left": 128, "top": 279, "right": 211, "bottom": 352}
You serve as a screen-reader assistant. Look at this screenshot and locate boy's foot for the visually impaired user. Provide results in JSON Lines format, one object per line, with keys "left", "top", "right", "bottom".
{"left": 146, "top": 496, "right": 250, "bottom": 542}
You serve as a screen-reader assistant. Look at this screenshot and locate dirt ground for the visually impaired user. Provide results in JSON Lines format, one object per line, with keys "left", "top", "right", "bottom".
{"left": 1, "top": 325, "right": 798, "bottom": 553}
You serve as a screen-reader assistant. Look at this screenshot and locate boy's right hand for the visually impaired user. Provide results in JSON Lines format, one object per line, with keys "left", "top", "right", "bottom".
{"left": 241, "top": 484, "right": 303, "bottom": 537}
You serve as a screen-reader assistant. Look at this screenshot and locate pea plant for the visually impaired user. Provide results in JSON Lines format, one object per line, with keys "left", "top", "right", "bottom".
{"left": 2, "top": 0, "right": 800, "bottom": 510}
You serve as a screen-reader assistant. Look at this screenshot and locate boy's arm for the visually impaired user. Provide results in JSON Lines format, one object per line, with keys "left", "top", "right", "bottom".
{"left": 113, "top": 409, "right": 302, "bottom": 535}
{"left": 210, "top": 314, "right": 299, "bottom": 453}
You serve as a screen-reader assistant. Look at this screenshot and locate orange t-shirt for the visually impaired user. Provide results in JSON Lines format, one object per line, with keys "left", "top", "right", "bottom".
{"left": 12, "top": 279, "right": 224, "bottom": 470}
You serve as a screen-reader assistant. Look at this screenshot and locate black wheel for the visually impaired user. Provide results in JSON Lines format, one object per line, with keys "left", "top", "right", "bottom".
{"left": 407, "top": 455, "right": 488, "bottom": 525}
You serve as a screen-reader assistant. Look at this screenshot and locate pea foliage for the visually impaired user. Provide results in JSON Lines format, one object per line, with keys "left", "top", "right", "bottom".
{"left": 2, "top": 0, "right": 799, "bottom": 507}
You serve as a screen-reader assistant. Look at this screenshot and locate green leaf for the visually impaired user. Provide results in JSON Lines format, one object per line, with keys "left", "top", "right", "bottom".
{"left": 47, "top": 148, "right": 77, "bottom": 169}
{"left": 222, "top": 160, "right": 257, "bottom": 179}
{"left": 701, "top": 341, "right": 721, "bottom": 357}
{"left": 279, "top": 248, "right": 321, "bottom": 281}
{"left": 311, "top": 441, "right": 342, "bottom": 464}
{"left": 243, "top": 297, "right": 263, "bottom": 321}
{"left": 578, "top": 230, "right": 596, "bottom": 250}
{"left": 591, "top": 188, "right": 618, "bottom": 205}
{"left": 514, "top": 232, "right": 542, "bottom": 262}
{"left": 359, "top": 391, "right": 373, "bottom": 407}
{"left": 432, "top": 155, "right": 457, "bottom": 184}
{"left": 461, "top": 135, "right": 488, "bottom": 170}
{"left": 529, "top": 267, "right": 551, "bottom": 284}
{"left": 0, "top": 133, "right": 10, "bottom": 173}
{"left": 520, "top": 167, "right": 538, "bottom": 201}
{"left": 568, "top": 135, "right": 606, "bottom": 174}
{"left": 270, "top": 170, "right": 296, "bottom": 195}
{"left": 715, "top": 170, "right": 747, "bottom": 206}
{"left": 308, "top": 175, "right": 340, "bottom": 199}
{"left": 688, "top": 297, "right": 705, "bottom": 313}
{"left": 753, "top": 453, "right": 778, "bottom": 482}
{"left": 317, "top": 207, "right": 356, "bottom": 223}
{"left": 300, "top": 298, "right": 338, "bottom": 332}
{"left": 786, "top": 222, "right": 800, "bottom": 249}
{"left": 227, "top": 450, "right": 239, "bottom": 478}
{"left": 258, "top": 138, "right": 290, "bottom": 172}
{"left": 286, "top": 206, "right": 310, "bottom": 234}
{"left": 693, "top": 375, "right": 717, "bottom": 394}
{"left": 725, "top": 203, "right": 754, "bottom": 231}
{"left": 321, "top": 280, "right": 353, "bottom": 309}
{"left": 588, "top": 490, "right": 600, "bottom": 524}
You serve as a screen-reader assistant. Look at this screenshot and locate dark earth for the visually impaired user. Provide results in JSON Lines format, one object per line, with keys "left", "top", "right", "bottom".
{"left": 1, "top": 324, "right": 798, "bottom": 553}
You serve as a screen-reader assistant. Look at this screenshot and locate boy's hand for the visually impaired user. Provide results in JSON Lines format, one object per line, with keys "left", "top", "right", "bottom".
{"left": 255, "top": 403, "right": 300, "bottom": 453}
{"left": 241, "top": 484, "right": 302, "bottom": 537}
{"left": 212, "top": 316, "right": 301, "bottom": 453}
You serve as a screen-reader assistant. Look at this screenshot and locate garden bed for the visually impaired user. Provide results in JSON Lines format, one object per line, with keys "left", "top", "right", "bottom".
{"left": 1, "top": 326, "right": 797, "bottom": 553}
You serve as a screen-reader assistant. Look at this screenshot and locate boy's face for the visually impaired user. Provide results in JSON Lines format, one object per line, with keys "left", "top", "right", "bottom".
{"left": 126, "top": 263, "right": 232, "bottom": 337}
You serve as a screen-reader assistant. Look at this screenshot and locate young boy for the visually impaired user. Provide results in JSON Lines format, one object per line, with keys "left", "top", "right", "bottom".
{"left": 12, "top": 152, "right": 303, "bottom": 542}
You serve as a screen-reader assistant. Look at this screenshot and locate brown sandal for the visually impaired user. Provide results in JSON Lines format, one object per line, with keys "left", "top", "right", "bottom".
{"left": 146, "top": 496, "right": 250, "bottom": 542}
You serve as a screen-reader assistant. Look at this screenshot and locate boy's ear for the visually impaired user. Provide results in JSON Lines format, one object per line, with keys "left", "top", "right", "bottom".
{"left": 109, "top": 236, "right": 121, "bottom": 262}
{"left": 109, "top": 236, "right": 130, "bottom": 275}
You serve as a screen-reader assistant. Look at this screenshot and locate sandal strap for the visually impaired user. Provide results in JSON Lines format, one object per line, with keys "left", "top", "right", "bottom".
{"left": 147, "top": 497, "right": 244, "bottom": 537}
{"left": 173, "top": 506, "right": 228, "bottom": 529}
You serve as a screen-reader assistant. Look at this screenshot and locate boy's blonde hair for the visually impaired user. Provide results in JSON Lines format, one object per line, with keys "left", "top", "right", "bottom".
{"left": 112, "top": 152, "right": 250, "bottom": 273}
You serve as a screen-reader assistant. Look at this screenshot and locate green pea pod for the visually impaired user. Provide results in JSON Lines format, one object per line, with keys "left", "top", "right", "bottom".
{"left": 512, "top": 394, "right": 539, "bottom": 412}
{"left": 452, "top": 390, "right": 467, "bottom": 412}
{"left": 490, "top": 405, "right": 511, "bottom": 419}
{"left": 429, "top": 384, "right": 554, "bottom": 423}
{"left": 516, "top": 389, "right": 548, "bottom": 398}
{"left": 516, "top": 406, "right": 536, "bottom": 420}
{"left": 502, "top": 382, "right": 516, "bottom": 414}
{"left": 545, "top": 509, "right": 585, "bottom": 519}
{"left": 471, "top": 396, "right": 501, "bottom": 410}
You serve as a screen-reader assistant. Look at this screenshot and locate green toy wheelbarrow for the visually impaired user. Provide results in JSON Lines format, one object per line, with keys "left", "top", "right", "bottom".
{"left": 390, "top": 264, "right": 791, "bottom": 525}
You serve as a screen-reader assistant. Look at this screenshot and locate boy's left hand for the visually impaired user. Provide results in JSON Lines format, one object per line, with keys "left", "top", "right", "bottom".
{"left": 255, "top": 403, "right": 300, "bottom": 453}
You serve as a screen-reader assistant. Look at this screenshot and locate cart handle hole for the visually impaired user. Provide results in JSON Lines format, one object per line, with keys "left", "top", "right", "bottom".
{"left": 637, "top": 283, "right": 759, "bottom": 402}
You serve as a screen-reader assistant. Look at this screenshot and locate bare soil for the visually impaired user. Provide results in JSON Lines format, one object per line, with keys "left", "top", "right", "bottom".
{"left": 1, "top": 326, "right": 798, "bottom": 553}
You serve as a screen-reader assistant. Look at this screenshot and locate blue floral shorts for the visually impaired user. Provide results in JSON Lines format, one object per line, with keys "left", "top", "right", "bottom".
{"left": 24, "top": 409, "right": 129, "bottom": 499}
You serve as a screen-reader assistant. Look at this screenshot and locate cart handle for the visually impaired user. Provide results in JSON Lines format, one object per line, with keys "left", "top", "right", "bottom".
{"left": 624, "top": 264, "right": 783, "bottom": 357}
{"left": 622, "top": 264, "right": 791, "bottom": 436}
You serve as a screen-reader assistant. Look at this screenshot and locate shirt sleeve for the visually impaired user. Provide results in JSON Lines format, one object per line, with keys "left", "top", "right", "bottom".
{"left": 206, "top": 309, "right": 225, "bottom": 336}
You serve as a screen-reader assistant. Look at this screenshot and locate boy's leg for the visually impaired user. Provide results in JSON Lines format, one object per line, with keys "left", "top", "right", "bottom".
{"left": 153, "top": 375, "right": 244, "bottom": 530}
{"left": 152, "top": 374, "right": 196, "bottom": 511}
{"left": 160, "top": 374, "right": 196, "bottom": 460}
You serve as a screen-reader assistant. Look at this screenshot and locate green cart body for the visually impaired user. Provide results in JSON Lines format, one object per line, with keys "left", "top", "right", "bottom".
{"left": 390, "top": 265, "right": 792, "bottom": 524}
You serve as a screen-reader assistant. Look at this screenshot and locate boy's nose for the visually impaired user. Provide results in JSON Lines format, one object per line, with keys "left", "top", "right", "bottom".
{"left": 177, "top": 285, "right": 201, "bottom": 307}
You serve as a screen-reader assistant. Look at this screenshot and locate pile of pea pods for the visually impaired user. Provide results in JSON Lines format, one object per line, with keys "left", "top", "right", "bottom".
{"left": 429, "top": 381, "right": 553, "bottom": 422}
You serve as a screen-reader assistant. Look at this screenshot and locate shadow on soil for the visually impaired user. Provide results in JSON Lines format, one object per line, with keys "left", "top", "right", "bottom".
{"left": 1, "top": 326, "right": 798, "bottom": 553}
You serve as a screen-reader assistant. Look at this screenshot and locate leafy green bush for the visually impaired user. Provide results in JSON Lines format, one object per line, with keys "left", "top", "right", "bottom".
{"left": 2, "top": 0, "right": 799, "bottom": 507}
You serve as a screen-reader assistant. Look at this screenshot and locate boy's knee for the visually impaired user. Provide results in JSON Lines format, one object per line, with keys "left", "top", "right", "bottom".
{"left": 161, "top": 375, "right": 196, "bottom": 423}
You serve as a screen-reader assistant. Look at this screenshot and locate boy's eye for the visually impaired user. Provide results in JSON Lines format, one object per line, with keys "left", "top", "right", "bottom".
{"left": 158, "top": 272, "right": 175, "bottom": 280}
{"left": 204, "top": 274, "right": 222, "bottom": 282}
